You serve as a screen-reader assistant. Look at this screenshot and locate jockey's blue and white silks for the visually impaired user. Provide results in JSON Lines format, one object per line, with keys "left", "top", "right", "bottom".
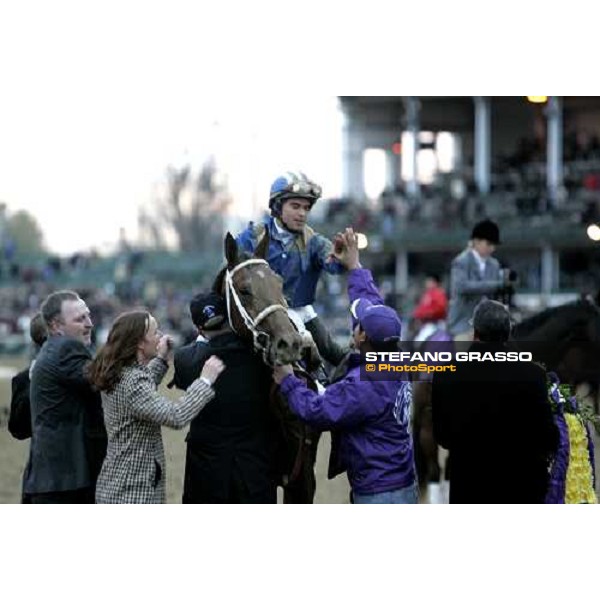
{"left": 236, "top": 216, "right": 345, "bottom": 308}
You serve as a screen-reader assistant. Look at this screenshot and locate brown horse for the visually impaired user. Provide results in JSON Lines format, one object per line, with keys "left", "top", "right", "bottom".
{"left": 213, "top": 231, "right": 322, "bottom": 503}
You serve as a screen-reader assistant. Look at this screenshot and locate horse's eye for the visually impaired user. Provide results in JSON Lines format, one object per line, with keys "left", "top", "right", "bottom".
{"left": 239, "top": 288, "right": 251, "bottom": 296}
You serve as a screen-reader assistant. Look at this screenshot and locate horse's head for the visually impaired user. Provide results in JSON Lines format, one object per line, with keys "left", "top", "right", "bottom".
{"left": 215, "top": 231, "right": 304, "bottom": 366}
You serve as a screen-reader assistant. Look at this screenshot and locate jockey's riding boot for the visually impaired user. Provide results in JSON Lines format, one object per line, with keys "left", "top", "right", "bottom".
{"left": 305, "top": 315, "right": 348, "bottom": 368}
{"left": 314, "top": 362, "right": 330, "bottom": 386}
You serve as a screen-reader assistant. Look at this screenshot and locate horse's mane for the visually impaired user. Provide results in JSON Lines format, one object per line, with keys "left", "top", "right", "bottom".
{"left": 212, "top": 267, "right": 226, "bottom": 296}
{"left": 211, "top": 250, "right": 254, "bottom": 296}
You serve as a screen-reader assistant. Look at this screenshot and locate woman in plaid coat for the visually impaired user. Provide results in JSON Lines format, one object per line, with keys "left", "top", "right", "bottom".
{"left": 89, "top": 310, "right": 224, "bottom": 503}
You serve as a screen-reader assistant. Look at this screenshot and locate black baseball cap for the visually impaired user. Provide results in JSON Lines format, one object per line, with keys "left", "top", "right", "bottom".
{"left": 190, "top": 292, "right": 227, "bottom": 330}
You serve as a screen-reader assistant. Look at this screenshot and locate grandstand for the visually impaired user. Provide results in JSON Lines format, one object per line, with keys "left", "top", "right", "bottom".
{"left": 332, "top": 96, "right": 600, "bottom": 314}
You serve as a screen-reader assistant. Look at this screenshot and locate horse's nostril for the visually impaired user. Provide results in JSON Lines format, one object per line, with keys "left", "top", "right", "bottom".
{"left": 277, "top": 339, "right": 289, "bottom": 350}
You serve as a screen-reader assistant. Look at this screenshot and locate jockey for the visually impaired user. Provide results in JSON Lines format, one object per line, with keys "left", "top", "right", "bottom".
{"left": 412, "top": 273, "right": 449, "bottom": 344}
{"left": 236, "top": 171, "right": 347, "bottom": 366}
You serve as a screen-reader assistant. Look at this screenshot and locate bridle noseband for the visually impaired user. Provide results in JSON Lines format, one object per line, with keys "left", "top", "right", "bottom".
{"left": 224, "top": 258, "right": 289, "bottom": 364}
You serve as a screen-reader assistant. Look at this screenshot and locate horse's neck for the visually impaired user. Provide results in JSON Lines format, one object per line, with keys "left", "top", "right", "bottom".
{"left": 516, "top": 304, "right": 590, "bottom": 342}
{"left": 516, "top": 303, "right": 569, "bottom": 335}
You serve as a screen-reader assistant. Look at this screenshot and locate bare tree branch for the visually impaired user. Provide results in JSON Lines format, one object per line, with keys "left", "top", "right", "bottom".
{"left": 139, "top": 158, "right": 231, "bottom": 252}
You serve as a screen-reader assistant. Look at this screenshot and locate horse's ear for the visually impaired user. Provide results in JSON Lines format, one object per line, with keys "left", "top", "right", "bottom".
{"left": 224, "top": 233, "right": 238, "bottom": 267}
{"left": 254, "top": 229, "right": 270, "bottom": 260}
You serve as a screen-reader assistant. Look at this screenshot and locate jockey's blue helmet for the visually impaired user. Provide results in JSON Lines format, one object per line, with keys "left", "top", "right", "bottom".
{"left": 269, "top": 171, "right": 322, "bottom": 217}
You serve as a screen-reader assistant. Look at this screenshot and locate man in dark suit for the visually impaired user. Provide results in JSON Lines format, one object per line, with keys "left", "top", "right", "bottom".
{"left": 24, "top": 290, "right": 107, "bottom": 504}
{"left": 171, "top": 292, "right": 277, "bottom": 503}
{"left": 432, "top": 300, "right": 558, "bottom": 503}
{"left": 8, "top": 313, "right": 48, "bottom": 442}
{"left": 8, "top": 313, "right": 48, "bottom": 503}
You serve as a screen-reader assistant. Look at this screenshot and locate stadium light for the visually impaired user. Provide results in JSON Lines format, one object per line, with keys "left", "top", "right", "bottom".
{"left": 357, "top": 233, "right": 369, "bottom": 250}
{"left": 527, "top": 96, "right": 548, "bottom": 104}
{"left": 587, "top": 224, "right": 600, "bottom": 242}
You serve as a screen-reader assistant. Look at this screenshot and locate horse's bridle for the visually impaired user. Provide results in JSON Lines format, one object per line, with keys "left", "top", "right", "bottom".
{"left": 224, "top": 258, "right": 289, "bottom": 364}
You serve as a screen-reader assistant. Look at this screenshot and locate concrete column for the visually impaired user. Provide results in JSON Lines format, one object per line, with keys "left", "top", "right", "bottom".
{"left": 395, "top": 250, "right": 409, "bottom": 294}
{"left": 403, "top": 97, "right": 420, "bottom": 200}
{"left": 541, "top": 244, "right": 559, "bottom": 301}
{"left": 473, "top": 96, "right": 491, "bottom": 195}
{"left": 387, "top": 150, "right": 401, "bottom": 191}
{"left": 546, "top": 96, "right": 564, "bottom": 209}
{"left": 341, "top": 106, "right": 364, "bottom": 199}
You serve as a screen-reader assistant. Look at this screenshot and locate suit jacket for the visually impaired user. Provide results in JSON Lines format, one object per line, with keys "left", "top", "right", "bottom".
{"left": 24, "top": 336, "right": 107, "bottom": 495}
{"left": 95, "top": 358, "right": 214, "bottom": 504}
{"left": 8, "top": 367, "right": 32, "bottom": 440}
{"left": 173, "top": 334, "right": 277, "bottom": 503}
{"left": 447, "top": 248, "right": 503, "bottom": 336}
{"left": 431, "top": 343, "right": 558, "bottom": 503}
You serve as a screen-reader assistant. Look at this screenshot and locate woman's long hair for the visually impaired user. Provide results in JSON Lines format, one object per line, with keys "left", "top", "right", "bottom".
{"left": 88, "top": 310, "right": 152, "bottom": 393}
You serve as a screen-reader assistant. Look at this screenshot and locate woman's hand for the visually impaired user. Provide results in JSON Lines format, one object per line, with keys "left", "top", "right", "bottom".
{"left": 200, "top": 356, "right": 226, "bottom": 385}
{"left": 157, "top": 335, "right": 174, "bottom": 361}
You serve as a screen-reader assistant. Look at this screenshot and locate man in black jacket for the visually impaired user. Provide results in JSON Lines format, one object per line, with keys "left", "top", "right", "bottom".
{"left": 172, "top": 292, "right": 277, "bottom": 503}
{"left": 432, "top": 300, "right": 558, "bottom": 503}
{"left": 8, "top": 313, "right": 48, "bottom": 503}
{"left": 8, "top": 313, "right": 48, "bottom": 442}
{"left": 24, "top": 290, "right": 107, "bottom": 504}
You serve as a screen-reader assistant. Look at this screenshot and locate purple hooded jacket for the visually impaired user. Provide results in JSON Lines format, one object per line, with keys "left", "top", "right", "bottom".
{"left": 280, "top": 269, "right": 416, "bottom": 495}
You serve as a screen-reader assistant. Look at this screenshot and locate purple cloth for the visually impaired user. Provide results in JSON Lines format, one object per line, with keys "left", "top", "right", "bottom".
{"left": 426, "top": 329, "right": 453, "bottom": 343}
{"left": 545, "top": 411, "right": 569, "bottom": 504}
{"left": 281, "top": 367, "right": 415, "bottom": 495}
{"left": 351, "top": 299, "right": 402, "bottom": 343}
{"left": 347, "top": 269, "right": 394, "bottom": 329}
{"left": 279, "top": 269, "right": 415, "bottom": 495}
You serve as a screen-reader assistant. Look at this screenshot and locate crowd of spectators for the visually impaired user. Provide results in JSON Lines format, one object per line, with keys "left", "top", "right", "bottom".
{"left": 0, "top": 279, "right": 215, "bottom": 356}
{"left": 316, "top": 129, "right": 600, "bottom": 237}
{"left": 0, "top": 246, "right": 222, "bottom": 355}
